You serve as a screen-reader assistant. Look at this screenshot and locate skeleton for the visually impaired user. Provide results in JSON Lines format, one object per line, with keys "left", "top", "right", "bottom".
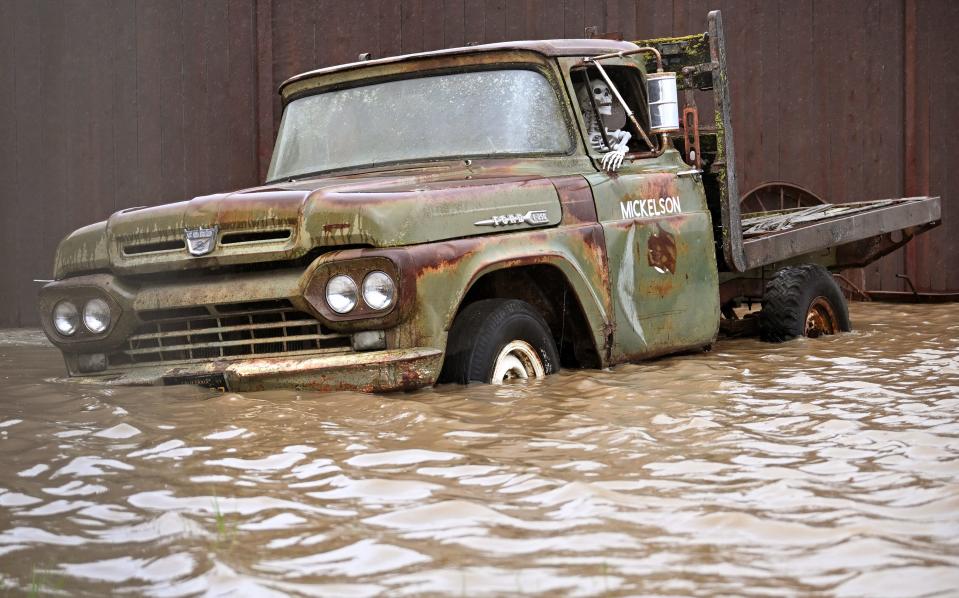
{"left": 577, "top": 79, "right": 632, "bottom": 172}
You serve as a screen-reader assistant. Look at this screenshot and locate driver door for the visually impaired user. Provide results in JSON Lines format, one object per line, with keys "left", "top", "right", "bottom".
{"left": 562, "top": 57, "right": 719, "bottom": 363}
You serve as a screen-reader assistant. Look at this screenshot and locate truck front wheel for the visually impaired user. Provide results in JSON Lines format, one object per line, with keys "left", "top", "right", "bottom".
{"left": 440, "top": 299, "right": 560, "bottom": 384}
{"left": 760, "top": 264, "right": 851, "bottom": 342}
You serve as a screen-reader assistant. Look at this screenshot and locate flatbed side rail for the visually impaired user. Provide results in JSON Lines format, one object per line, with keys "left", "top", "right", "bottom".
{"left": 741, "top": 196, "right": 941, "bottom": 270}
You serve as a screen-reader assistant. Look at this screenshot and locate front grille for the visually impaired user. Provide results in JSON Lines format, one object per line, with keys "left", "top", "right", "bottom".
{"left": 107, "top": 300, "right": 351, "bottom": 368}
{"left": 120, "top": 228, "right": 292, "bottom": 256}
{"left": 221, "top": 229, "right": 292, "bottom": 244}
{"left": 123, "top": 240, "right": 185, "bottom": 255}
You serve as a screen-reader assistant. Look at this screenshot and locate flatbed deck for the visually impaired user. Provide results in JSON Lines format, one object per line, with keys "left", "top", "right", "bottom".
{"left": 740, "top": 196, "right": 941, "bottom": 270}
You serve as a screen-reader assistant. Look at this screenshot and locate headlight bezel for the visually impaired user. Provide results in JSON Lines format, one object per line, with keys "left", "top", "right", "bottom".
{"left": 304, "top": 255, "right": 407, "bottom": 327}
{"left": 39, "top": 278, "right": 125, "bottom": 345}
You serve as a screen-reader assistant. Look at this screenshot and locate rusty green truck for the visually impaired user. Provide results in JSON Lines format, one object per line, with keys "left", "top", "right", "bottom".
{"left": 38, "top": 12, "right": 941, "bottom": 392}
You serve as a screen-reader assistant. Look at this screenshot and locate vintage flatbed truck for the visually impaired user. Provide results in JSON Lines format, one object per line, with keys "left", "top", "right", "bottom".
{"left": 38, "top": 11, "right": 941, "bottom": 392}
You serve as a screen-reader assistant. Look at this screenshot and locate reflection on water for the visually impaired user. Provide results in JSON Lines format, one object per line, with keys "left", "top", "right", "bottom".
{"left": 1, "top": 302, "right": 957, "bottom": 596}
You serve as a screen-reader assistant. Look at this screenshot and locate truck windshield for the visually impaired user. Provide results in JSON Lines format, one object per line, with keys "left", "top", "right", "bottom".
{"left": 267, "top": 69, "right": 571, "bottom": 181}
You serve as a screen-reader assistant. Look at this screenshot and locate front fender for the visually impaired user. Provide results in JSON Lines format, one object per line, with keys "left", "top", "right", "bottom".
{"left": 307, "top": 224, "right": 613, "bottom": 362}
{"left": 405, "top": 224, "right": 612, "bottom": 362}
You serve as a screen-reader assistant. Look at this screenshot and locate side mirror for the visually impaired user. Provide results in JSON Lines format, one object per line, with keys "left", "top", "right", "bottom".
{"left": 647, "top": 72, "right": 679, "bottom": 133}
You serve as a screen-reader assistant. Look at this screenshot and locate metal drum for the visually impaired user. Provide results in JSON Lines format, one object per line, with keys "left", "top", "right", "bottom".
{"left": 647, "top": 71, "right": 679, "bottom": 133}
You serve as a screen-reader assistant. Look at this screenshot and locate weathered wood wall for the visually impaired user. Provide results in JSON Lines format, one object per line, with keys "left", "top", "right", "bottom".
{"left": 1, "top": 0, "right": 955, "bottom": 327}
{"left": 0, "top": 0, "right": 262, "bottom": 327}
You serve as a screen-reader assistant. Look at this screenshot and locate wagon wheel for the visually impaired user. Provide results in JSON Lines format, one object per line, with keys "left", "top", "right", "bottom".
{"left": 740, "top": 182, "right": 826, "bottom": 216}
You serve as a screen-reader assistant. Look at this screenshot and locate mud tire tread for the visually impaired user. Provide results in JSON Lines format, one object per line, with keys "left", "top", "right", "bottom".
{"left": 440, "top": 299, "right": 560, "bottom": 384}
{"left": 760, "top": 264, "right": 851, "bottom": 343}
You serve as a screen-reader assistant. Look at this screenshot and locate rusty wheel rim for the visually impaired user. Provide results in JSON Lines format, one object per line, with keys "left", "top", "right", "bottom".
{"left": 805, "top": 296, "right": 839, "bottom": 338}
{"left": 491, "top": 340, "right": 545, "bottom": 383}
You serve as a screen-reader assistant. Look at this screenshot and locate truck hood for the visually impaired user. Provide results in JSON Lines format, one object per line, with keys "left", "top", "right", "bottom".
{"left": 54, "top": 170, "right": 562, "bottom": 278}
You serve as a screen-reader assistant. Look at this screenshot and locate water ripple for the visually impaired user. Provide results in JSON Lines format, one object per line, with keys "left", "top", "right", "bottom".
{"left": 0, "top": 302, "right": 956, "bottom": 595}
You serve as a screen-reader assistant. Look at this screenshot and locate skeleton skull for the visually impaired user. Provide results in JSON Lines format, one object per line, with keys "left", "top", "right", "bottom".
{"left": 578, "top": 78, "right": 613, "bottom": 118}
{"left": 590, "top": 79, "right": 613, "bottom": 116}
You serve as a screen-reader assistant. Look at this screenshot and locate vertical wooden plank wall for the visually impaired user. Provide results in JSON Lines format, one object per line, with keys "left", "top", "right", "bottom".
{"left": 904, "top": 0, "right": 958, "bottom": 292}
{"left": 0, "top": 0, "right": 260, "bottom": 327}
{"left": 0, "top": 1, "right": 17, "bottom": 324}
{"left": 0, "top": 0, "right": 955, "bottom": 327}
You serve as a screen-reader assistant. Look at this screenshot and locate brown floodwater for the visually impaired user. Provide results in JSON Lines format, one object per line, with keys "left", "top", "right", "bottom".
{"left": 1, "top": 301, "right": 957, "bottom": 596}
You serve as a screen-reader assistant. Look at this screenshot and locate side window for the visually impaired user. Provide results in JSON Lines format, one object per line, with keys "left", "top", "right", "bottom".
{"left": 572, "top": 65, "right": 652, "bottom": 153}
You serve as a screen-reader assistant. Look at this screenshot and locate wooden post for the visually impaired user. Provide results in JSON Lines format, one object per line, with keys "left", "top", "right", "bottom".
{"left": 255, "top": 0, "right": 274, "bottom": 183}
{"left": 903, "top": 0, "right": 928, "bottom": 290}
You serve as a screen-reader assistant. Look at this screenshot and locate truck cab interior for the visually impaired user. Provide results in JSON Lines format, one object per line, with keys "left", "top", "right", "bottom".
{"left": 571, "top": 64, "right": 654, "bottom": 154}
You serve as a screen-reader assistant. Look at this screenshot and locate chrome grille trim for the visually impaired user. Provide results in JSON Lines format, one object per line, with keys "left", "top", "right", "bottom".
{"left": 129, "top": 318, "right": 320, "bottom": 341}
{"left": 124, "top": 333, "right": 339, "bottom": 356}
{"left": 107, "top": 302, "right": 351, "bottom": 368}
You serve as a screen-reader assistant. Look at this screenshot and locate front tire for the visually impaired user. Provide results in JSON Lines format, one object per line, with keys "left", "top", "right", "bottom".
{"left": 760, "top": 264, "right": 851, "bottom": 342}
{"left": 440, "top": 299, "right": 560, "bottom": 384}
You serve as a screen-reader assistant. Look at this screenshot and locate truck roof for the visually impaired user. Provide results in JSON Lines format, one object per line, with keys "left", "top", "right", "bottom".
{"left": 279, "top": 39, "right": 640, "bottom": 92}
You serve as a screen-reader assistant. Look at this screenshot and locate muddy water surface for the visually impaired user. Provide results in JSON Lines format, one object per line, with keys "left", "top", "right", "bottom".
{"left": 1, "top": 302, "right": 958, "bottom": 596}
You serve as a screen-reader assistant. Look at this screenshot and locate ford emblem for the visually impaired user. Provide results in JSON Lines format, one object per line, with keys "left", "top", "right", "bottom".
{"left": 184, "top": 225, "right": 218, "bottom": 256}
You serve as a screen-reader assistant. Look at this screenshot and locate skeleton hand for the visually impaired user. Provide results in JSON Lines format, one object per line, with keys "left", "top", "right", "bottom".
{"left": 600, "top": 130, "right": 631, "bottom": 172}
{"left": 601, "top": 144, "right": 627, "bottom": 172}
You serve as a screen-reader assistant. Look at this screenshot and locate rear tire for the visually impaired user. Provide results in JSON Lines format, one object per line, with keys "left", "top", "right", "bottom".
{"left": 760, "top": 264, "right": 851, "bottom": 342}
{"left": 440, "top": 299, "right": 560, "bottom": 384}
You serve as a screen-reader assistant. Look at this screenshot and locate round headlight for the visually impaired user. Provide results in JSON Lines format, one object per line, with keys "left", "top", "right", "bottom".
{"left": 83, "top": 298, "right": 112, "bottom": 334}
{"left": 326, "top": 275, "right": 358, "bottom": 314}
{"left": 53, "top": 301, "right": 79, "bottom": 336}
{"left": 362, "top": 271, "right": 395, "bottom": 310}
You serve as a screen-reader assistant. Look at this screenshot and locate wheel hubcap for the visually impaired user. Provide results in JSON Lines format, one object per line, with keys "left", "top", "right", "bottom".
{"left": 805, "top": 296, "right": 839, "bottom": 338}
{"left": 491, "top": 340, "right": 545, "bottom": 383}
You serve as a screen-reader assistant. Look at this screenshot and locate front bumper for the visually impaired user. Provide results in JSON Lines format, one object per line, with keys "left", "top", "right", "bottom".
{"left": 67, "top": 347, "right": 444, "bottom": 393}
{"left": 40, "top": 256, "right": 440, "bottom": 393}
